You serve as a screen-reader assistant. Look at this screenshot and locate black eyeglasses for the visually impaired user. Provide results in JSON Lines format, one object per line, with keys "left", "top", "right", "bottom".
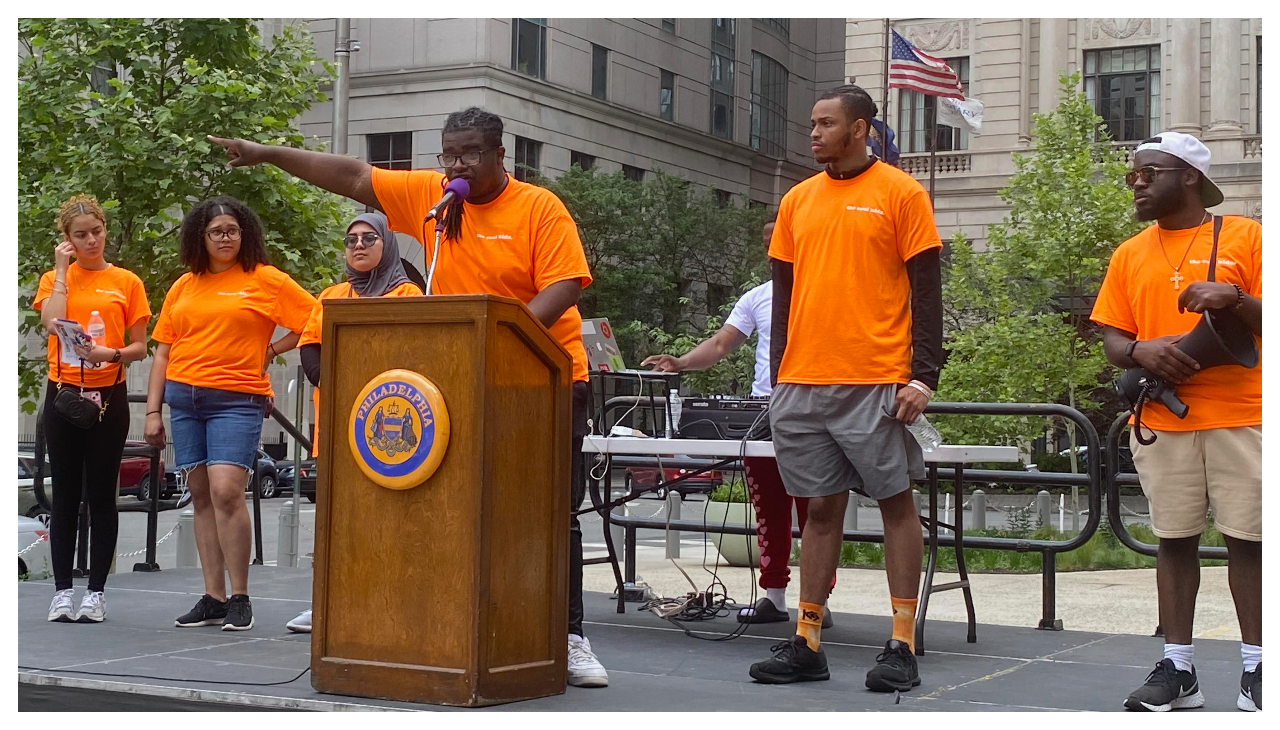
{"left": 1125, "top": 165, "right": 1189, "bottom": 188}
{"left": 344, "top": 232, "right": 381, "bottom": 249}
{"left": 206, "top": 227, "right": 242, "bottom": 241}
{"left": 436, "top": 148, "right": 496, "bottom": 168}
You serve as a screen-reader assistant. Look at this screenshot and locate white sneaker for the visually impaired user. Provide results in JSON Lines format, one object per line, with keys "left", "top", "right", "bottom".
{"left": 76, "top": 590, "right": 106, "bottom": 623}
{"left": 286, "top": 609, "right": 312, "bottom": 633}
{"left": 567, "top": 634, "right": 609, "bottom": 688}
{"left": 47, "top": 589, "right": 76, "bottom": 623}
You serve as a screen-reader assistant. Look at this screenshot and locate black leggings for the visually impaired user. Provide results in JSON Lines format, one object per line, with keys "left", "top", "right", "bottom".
{"left": 42, "top": 379, "right": 130, "bottom": 592}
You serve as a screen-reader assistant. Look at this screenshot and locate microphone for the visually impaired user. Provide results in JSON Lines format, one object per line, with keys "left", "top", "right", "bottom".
{"left": 424, "top": 177, "right": 470, "bottom": 228}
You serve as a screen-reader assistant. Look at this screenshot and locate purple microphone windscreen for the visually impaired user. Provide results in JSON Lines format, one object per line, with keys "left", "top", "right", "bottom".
{"left": 443, "top": 177, "right": 470, "bottom": 202}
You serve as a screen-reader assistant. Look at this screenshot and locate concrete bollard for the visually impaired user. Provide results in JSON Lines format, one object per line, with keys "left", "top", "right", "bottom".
{"left": 912, "top": 489, "right": 923, "bottom": 515}
{"left": 1037, "top": 490, "right": 1052, "bottom": 527}
{"left": 610, "top": 481, "right": 625, "bottom": 555}
{"left": 665, "top": 491, "right": 681, "bottom": 559}
{"left": 277, "top": 500, "right": 298, "bottom": 568}
{"left": 175, "top": 508, "right": 198, "bottom": 568}
{"left": 843, "top": 493, "right": 858, "bottom": 531}
{"left": 971, "top": 490, "right": 986, "bottom": 531}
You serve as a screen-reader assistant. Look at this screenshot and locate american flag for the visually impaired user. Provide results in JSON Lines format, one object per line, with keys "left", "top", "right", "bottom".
{"left": 888, "top": 30, "right": 964, "bottom": 99}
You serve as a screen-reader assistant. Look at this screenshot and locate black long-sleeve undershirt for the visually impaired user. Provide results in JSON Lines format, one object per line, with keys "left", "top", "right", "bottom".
{"left": 299, "top": 343, "right": 321, "bottom": 388}
{"left": 769, "top": 247, "right": 944, "bottom": 390}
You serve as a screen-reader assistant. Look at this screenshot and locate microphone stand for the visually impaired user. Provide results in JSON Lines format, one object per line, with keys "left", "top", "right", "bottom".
{"left": 426, "top": 221, "right": 444, "bottom": 295}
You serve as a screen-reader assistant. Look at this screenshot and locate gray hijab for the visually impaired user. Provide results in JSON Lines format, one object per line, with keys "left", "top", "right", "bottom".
{"left": 345, "top": 212, "right": 413, "bottom": 297}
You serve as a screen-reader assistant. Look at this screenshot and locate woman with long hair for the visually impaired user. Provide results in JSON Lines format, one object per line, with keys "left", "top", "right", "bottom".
{"left": 284, "top": 211, "right": 421, "bottom": 633}
{"left": 145, "top": 196, "right": 316, "bottom": 631}
{"left": 36, "top": 194, "right": 151, "bottom": 623}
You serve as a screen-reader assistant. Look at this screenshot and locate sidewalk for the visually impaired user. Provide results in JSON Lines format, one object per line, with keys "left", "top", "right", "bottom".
{"left": 583, "top": 553, "right": 1241, "bottom": 641}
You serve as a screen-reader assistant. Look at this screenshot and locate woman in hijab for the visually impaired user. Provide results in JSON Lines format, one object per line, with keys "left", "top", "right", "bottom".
{"left": 287, "top": 211, "right": 421, "bottom": 633}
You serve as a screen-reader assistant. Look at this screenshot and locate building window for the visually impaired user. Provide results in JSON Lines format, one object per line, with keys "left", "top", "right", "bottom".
{"left": 1084, "top": 45, "right": 1161, "bottom": 142}
{"left": 660, "top": 69, "right": 675, "bottom": 121}
{"left": 513, "top": 136, "right": 541, "bottom": 181}
{"left": 570, "top": 151, "right": 595, "bottom": 171}
{"left": 751, "top": 52, "right": 788, "bottom": 158}
{"left": 714, "top": 189, "right": 732, "bottom": 208}
{"left": 898, "top": 57, "right": 970, "bottom": 153}
{"left": 710, "top": 18, "right": 736, "bottom": 140}
{"left": 757, "top": 19, "right": 790, "bottom": 38}
{"left": 512, "top": 18, "right": 547, "bottom": 79}
{"left": 591, "top": 44, "right": 609, "bottom": 100}
{"left": 707, "top": 282, "right": 732, "bottom": 313}
{"left": 622, "top": 164, "right": 645, "bottom": 182}
{"left": 661, "top": 18, "right": 676, "bottom": 34}
{"left": 367, "top": 132, "right": 413, "bottom": 170}
{"left": 89, "top": 62, "right": 117, "bottom": 97}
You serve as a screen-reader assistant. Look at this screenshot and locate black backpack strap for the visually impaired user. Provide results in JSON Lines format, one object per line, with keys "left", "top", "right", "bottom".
{"left": 1207, "top": 215, "right": 1223, "bottom": 283}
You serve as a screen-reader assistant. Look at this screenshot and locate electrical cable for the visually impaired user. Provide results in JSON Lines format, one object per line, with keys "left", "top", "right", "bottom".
{"left": 18, "top": 664, "right": 311, "bottom": 687}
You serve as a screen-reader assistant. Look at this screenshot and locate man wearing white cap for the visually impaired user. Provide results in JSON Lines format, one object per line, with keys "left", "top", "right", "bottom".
{"left": 1092, "top": 132, "right": 1262, "bottom": 712}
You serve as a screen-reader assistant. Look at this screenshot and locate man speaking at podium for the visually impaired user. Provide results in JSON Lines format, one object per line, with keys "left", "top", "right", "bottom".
{"left": 209, "top": 107, "right": 610, "bottom": 689}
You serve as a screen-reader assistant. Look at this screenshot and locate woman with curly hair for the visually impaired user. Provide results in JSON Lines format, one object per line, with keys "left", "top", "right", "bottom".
{"left": 36, "top": 194, "right": 151, "bottom": 624}
{"left": 144, "top": 196, "right": 316, "bottom": 631}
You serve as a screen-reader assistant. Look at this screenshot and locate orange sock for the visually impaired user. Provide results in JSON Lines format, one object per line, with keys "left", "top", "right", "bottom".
{"left": 891, "top": 596, "right": 918, "bottom": 651}
{"left": 797, "top": 601, "right": 824, "bottom": 651}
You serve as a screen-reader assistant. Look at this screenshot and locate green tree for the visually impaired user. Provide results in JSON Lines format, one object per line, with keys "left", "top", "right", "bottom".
{"left": 18, "top": 18, "right": 352, "bottom": 410}
{"left": 937, "top": 71, "right": 1144, "bottom": 453}
{"left": 539, "top": 166, "right": 768, "bottom": 393}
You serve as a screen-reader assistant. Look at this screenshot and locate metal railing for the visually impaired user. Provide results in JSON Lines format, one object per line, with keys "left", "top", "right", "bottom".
{"left": 1104, "top": 413, "right": 1228, "bottom": 560}
{"left": 591, "top": 399, "right": 1103, "bottom": 633}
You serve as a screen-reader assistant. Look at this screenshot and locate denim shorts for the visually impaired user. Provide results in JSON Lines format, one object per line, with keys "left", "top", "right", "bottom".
{"left": 165, "top": 381, "right": 268, "bottom": 472}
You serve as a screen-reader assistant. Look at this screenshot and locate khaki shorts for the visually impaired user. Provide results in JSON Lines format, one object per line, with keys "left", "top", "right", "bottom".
{"left": 1130, "top": 426, "right": 1261, "bottom": 541}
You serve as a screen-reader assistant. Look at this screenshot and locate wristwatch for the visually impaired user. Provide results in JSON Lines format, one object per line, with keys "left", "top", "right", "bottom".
{"left": 110, "top": 349, "right": 122, "bottom": 363}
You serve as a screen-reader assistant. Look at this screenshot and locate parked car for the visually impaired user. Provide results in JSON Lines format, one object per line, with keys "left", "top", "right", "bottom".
{"left": 18, "top": 451, "right": 51, "bottom": 519}
{"left": 18, "top": 514, "right": 51, "bottom": 579}
{"left": 120, "top": 440, "right": 168, "bottom": 501}
{"left": 624, "top": 462, "right": 724, "bottom": 500}
{"left": 297, "top": 459, "right": 317, "bottom": 503}
{"left": 249, "top": 449, "right": 280, "bottom": 499}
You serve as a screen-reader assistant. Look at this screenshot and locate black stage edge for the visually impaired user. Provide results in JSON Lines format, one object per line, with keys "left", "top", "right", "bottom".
{"left": 18, "top": 567, "right": 1247, "bottom": 712}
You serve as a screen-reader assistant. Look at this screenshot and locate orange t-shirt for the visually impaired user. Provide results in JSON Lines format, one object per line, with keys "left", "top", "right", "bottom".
{"left": 34, "top": 264, "right": 151, "bottom": 387}
{"left": 301, "top": 280, "right": 423, "bottom": 455}
{"left": 1091, "top": 216, "right": 1262, "bottom": 431}
{"left": 370, "top": 167, "right": 593, "bottom": 381}
{"left": 769, "top": 161, "right": 943, "bottom": 385}
{"left": 153, "top": 264, "right": 317, "bottom": 396}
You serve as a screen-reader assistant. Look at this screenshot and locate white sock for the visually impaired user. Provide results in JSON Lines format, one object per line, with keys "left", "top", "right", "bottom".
{"left": 1242, "top": 643, "right": 1262, "bottom": 673}
{"left": 1164, "top": 643, "right": 1194, "bottom": 673}
{"left": 766, "top": 588, "right": 787, "bottom": 612}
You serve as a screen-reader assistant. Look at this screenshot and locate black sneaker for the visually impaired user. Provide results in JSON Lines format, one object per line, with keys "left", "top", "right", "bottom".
{"left": 1124, "top": 659, "right": 1205, "bottom": 711}
{"left": 865, "top": 639, "right": 921, "bottom": 692}
{"left": 174, "top": 594, "right": 228, "bottom": 627}
{"left": 748, "top": 635, "right": 829, "bottom": 684}
{"left": 222, "top": 594, "right": 254, "bottom": 631}
{"left": 1238, "top": 662, "right": 1261, "bottom": 712}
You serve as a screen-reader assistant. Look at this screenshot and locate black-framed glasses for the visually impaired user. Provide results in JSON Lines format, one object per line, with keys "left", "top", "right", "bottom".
{"left": 206, "top": 227, "right": 242, "bottom": 241}
{"left": 344, "top": 232, "right": 382, "bottom": 249}
{"left": 1125, "top": 165, "right": 1189, "bottom": 188}
{"left": 436, "top": 147, "right": 496, "bottom": 168}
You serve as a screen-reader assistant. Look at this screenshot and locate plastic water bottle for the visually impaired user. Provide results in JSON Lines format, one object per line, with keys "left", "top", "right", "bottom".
{"left": 87, "top": 309, "right": 106, "bottom": 366}
{"left": 905, "top": 414, "right": 941, "bottom": 453}
{"left": 667, "top": 389, "right": 682, "bottom": 439}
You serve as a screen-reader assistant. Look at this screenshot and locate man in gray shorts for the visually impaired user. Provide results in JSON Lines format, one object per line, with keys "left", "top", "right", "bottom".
{"left": 747, "top": 85, "right": 944, "bottom": 692}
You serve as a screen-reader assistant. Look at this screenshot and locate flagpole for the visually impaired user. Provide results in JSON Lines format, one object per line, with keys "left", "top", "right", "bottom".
{"left": 881, "top": 18, "right": 891, "bottom": 165}
{"left": 928, "top": 101, "right": 938, "bottom": 204}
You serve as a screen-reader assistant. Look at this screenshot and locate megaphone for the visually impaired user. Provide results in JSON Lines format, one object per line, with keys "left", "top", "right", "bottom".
{"left": 1115, "top": 308, "right": 1259, "bottom": 419}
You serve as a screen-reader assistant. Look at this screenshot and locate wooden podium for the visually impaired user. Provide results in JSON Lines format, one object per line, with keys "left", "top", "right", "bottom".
{"left": 310, "top": 295, "right": 572, "bottom": 707}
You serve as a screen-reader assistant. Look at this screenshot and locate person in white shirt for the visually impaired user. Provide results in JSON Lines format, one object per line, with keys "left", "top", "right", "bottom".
{"left": 643, "top": 213, "right": 834, "bottom": 627}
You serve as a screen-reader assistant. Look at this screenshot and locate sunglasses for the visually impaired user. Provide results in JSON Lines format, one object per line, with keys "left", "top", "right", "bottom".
{"left": 1125, "top": 165, "right": 1189, "bottom": 188}
{"left": 344, "top": 232, "right": 382, "bottom": 249}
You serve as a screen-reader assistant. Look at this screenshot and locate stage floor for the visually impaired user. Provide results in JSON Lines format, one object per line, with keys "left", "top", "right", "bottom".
{"left": 18, "top": 567, "right": 1247, "bottom": 712}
